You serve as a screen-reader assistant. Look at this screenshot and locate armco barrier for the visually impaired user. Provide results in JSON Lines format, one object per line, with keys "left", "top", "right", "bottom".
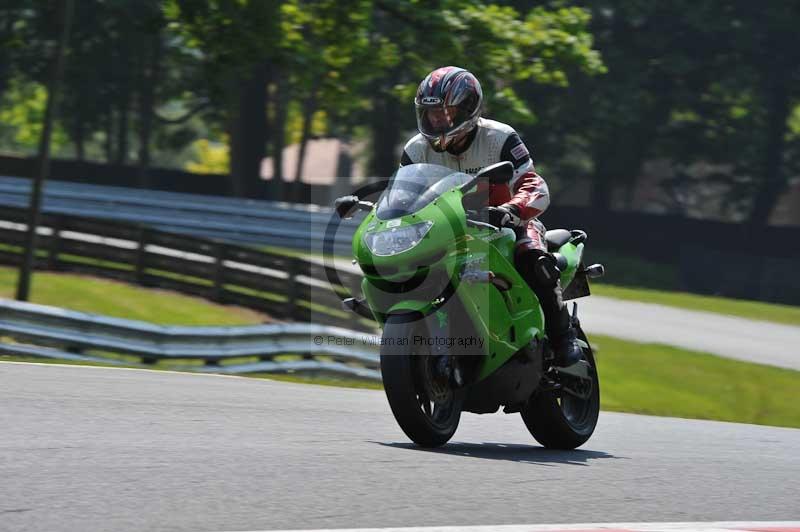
{"left": 0, "top": 299, "right": 382, "bottom": 381}
{"left": 0, "top": 205, "right": 376, "bottom": 333}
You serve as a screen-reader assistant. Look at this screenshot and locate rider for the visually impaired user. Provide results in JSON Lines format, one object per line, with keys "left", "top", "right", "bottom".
{"left": 399, "top": 65, "right": 582, "bottom": 368}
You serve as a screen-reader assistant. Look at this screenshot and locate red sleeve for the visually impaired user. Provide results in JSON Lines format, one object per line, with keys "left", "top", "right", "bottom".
{"left": 504, "top": 167, "right": 550, "bottom": 220}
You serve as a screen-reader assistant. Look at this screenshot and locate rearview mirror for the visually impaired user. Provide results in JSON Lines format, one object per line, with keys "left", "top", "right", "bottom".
{"left": 334, "top": 195, "right": 359, "bottom": 219}
{"left": 334, "top": 195, "right": 374, "bottom": 219}
{"left": 459, "top": 161, "right": 515, "bottom": 194}
{"left": 475, "top": 161, "right": 514, "bottom": 184}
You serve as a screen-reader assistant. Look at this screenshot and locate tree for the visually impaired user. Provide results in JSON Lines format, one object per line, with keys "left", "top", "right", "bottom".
{"left": 716, "top": 1, "right": 800, "bottom": 227}
{"left": 633, "top": 0, "right": 800, "bottom": 225}
{"left": 543, "top": 1, "right": 723, "bottom": 214}
{"left": 361, "top": 1, "right": 606, "bottom": 178}
{"left": 16, "top": 0, "right": 74, "bottom": 302}
{"left": 164, "top": 0, "right": 283, "bottom": 197}
{"left": 278, "top": 0, "right": 377, "bottom": 200}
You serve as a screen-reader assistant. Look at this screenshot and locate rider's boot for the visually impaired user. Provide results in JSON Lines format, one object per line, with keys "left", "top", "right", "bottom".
{"left": 529, "top": 255, "right": 583, "bottom": 367}
{"left": 544, "top": 288, "right": 583, "bottom": 367}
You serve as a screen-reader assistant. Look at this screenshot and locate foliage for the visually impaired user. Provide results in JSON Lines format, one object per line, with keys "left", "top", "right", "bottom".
{"left": 0, "top": 0, "right": 798, "bottom": 224}
{"left": 184, "top": 137, "right": 230, "bottom": 174}
{"left": 0, "top": 79, "right": 69, "bottom": 152}
{"left": 516, "top": 0, "right": 800, "bottom": 223}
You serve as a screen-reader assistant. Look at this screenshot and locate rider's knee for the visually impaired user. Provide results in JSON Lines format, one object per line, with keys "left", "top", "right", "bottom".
{"left": 515, "top": 240, "right": 544, "bottom": 265}
{"left": 514, "top": 243, "right": 557, "bottom": 287}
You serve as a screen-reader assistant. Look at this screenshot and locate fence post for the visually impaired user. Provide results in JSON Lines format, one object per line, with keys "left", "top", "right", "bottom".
{"left": 212, "top": 243, "right": 226, "bottom": 302}
{"left": 286, "top": 257, "right": 301, "bottom": 321}
{"left": 134, "top": 227, "right": 148, "bottom": 285}
{"left": 47, "top": 215, "right": 62, "bottom": 270}
{"left": 286, "top": 257, "right": 313, "bottom": 323}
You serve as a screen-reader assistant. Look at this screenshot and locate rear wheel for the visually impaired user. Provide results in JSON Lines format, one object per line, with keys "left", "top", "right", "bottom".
{"left": 521, "top": 327, "right": 600, "bottom": 449}
{"left": 380, "top": 315, "right": 463, "bottom": 447}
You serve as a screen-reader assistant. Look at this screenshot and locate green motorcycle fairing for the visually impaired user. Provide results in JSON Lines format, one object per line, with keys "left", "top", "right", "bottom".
{"left": 352, "top": 164, "right": 583, "bottom": 382}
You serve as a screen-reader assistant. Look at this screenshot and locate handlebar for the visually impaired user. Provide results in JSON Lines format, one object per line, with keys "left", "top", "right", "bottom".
{"left": 466, "top": 209, "right": 514, "bottom": 232}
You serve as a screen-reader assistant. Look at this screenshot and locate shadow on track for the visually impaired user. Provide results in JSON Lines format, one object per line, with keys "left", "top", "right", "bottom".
{"left": 371, "top": 441, "right": 622, "bottom": 466}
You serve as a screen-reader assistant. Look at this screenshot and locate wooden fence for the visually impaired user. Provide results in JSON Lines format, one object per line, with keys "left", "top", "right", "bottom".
{"left": 0, "top": 206, "right": 376, "bottom": 332}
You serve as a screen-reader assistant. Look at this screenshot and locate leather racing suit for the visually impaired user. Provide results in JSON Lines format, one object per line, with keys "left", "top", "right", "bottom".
{"left": 399, "top": 117, "right": 581, "bottom": 367}
{"left": 400, "top": 117, "right": 549, "bottom": 253}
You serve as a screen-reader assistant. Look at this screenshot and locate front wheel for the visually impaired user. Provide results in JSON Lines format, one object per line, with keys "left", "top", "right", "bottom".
{"left": 521, "top": 327, "right": 600, "bottom": 449}
{"left": 380, "top": 315, "right": 463, "bottom": 447}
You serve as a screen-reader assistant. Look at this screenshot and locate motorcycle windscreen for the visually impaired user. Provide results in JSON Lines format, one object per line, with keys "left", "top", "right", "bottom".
{"left": 375, "top": 163, "right": 472, "bottom": 220}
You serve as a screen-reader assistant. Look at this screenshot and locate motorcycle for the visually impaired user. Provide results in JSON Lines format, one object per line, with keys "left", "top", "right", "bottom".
{"left": 335, "top": 161, "right": 604, "bottom": 448}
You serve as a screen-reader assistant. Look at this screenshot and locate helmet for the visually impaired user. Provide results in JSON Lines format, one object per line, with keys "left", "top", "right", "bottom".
{"left": 415, "top": 66, "right": 483, "bottom": 151}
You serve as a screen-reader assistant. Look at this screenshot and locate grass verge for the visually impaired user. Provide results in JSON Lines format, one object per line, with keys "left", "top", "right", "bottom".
{"left": 0, "top": 266, "right": 265, "bottom": 326}
{"left": 592, "top": 334, "right": 800, "bottom": 429}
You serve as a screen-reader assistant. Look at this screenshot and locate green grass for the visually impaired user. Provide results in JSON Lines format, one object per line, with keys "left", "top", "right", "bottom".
{"left": 592, "top": 284, "right": 800, "bottom": 326}
{"left": 592, "top": 334, "right": 800, "bottom": 429}
{"left": 0, "top": 266, "right": 265, "bottom": 326}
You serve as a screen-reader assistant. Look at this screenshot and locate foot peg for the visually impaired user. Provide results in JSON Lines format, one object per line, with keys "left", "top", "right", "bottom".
{"left": 342, "top": 297, "right": 374, "bottom": 320}
{"left": 342, "top": 297, "right": 363, "bottom": 312}
{"left": 552, "top": 327, "right": 584, "bottom": 368}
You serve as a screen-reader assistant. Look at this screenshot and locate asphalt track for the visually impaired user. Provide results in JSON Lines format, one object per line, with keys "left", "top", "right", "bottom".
{"left": 2, "top": 363, "right": 799, "bottom": 532}
{"left": 578, "top": 296, "right": 800, "bottom": 371}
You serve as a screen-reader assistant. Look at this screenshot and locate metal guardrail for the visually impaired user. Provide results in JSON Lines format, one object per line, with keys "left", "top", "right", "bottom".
{"left": 0, "top": 176, "right": 362, "bottom": 255}
{"left": 0, "top": 299, "right": 382, "bottom": 381}
{"left": 0, "top": 203, "right": 371, "bottom": 332}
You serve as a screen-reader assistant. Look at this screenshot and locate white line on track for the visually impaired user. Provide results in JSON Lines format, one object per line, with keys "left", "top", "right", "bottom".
{"left": 221, "top": 522, "right": 800, "bottom": 532}
{"left": 0, "top": 359, "right": 255, "bottom": 380}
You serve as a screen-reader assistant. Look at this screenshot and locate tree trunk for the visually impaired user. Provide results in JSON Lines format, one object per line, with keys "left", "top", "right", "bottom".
{"left": 73, "top": 100, "right": 85, "bottom": 161}
{"left": 16, "top": 0, "right": 74, "bottom": 301}
{"left": 272, "top": 72, "right": 290, "bottom": 200}
{"left": 748, "top": 70, "right": 790, "bottom": 228}
{"left": 115, "top": 83, "right": 131, "bottom": 165}
{"left": 292, "top": 83, "right": 319, "bottom": 202}
{"left": 589, "top": 93, "right": 673, "bottom": 214}
{"left": 589, "top": 143, "right": 614, "bottom": 213}
{"left": 369, "top": 90, "right": 401, "bottom": 179}
{"left": 0, "top": 14, "right": 13, "bottom": 101}
{"left": 229, "top": 63, "right": 268, "bottom": 198}
{"left": 137, "top": 31, "right": 163, "bottom": 188}
{"left": 105, "top": 107, "right": 114, "bottom": 163}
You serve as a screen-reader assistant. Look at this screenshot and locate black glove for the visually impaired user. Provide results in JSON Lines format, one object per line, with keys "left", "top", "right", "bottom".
{"left": 481, "top": 205, "right": 521, "bottom": 228}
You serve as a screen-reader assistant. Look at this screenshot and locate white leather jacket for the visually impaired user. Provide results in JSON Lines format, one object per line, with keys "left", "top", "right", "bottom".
{"left": 400, "top": 118, "right": 550, "bottom": 220}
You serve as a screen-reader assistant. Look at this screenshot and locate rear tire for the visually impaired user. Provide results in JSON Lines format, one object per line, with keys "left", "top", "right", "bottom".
{"left": 380, "top": 315, "right": 463, "bottom": 447}
{"left": 521, "top": 327, "right": 600, "bottom": 449}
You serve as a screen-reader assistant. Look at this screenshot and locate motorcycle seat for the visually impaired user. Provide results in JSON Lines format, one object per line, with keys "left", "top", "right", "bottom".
{"left": 545, "top": 229, "right": 572, "bottom": 251}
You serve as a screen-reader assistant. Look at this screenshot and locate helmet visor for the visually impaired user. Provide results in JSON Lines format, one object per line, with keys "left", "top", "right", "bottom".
{"left": 415, "top": 104, "right": 469, "bottom": 138}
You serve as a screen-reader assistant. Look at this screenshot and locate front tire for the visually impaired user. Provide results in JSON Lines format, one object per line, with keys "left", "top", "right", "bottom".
{"left": 521, "top": 327, "right": 600, "bottom": 449}
{"left": 380, "top": 315, "right": 463, "bottom": 447}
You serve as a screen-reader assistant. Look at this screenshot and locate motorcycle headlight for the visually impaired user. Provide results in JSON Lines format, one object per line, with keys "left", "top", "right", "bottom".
{"left": 363, "top": 221, "right": 433, "bottom": 256}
